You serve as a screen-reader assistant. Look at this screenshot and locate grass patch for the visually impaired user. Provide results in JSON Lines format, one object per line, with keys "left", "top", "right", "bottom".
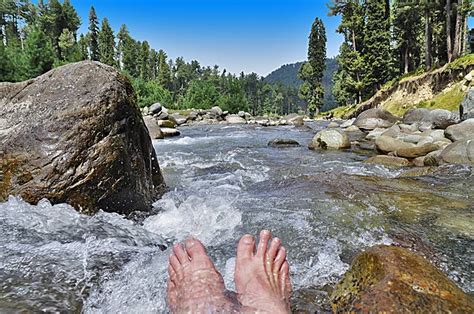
{"left": 382, "top": 83, "right": 466, "bottom": 117}
{"left": 446, "top": 53, "right": 474, "bottom": 71}
{"left": 323, "top": 104, "right": 357, "bottom": 119}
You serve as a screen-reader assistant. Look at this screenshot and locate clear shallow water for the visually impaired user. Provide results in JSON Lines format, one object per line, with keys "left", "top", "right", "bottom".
{"left": 1, "top": 122, "right": 473, "bottom": 312}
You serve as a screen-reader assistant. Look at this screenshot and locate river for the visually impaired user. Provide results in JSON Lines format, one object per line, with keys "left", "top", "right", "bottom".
{"left": 1, "top": 122, "right": 472, "bottom": 312}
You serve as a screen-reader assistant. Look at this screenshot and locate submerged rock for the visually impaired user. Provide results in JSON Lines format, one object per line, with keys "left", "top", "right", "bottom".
{"left": 364, "top": 155, "right": 411, "bottom": 167}
{"left": 310, "top": 129, "right": 350, "bottom": 150}
{"left": 331, "top": 245, "right": 474, "bottom": 313}
{"left": 0, "top": 61, "right": 165, "bottom": 214}
{"left": 268, "top": 139, "right": 300, "bottom": 147}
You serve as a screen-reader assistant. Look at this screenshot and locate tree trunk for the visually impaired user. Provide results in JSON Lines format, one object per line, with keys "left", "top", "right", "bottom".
{"left": 404, "top": 46, "right": 409, "bottom": 74}
{"left": 446, "top": 0, "right": 453, "bottom": 63}
{"left": 453, "top": 0, "right": 463, "bottom": 60}
{"left": 462, "top": 14, "right": 468, "bottom": 54}
{"left": 425, "top": 9, "right": 432, "bottom": 70}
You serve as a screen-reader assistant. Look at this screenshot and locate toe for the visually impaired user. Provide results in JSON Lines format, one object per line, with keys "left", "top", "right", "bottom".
{"left": 280, "top": 261, "right": 292, "bottom": 296}
{"left": 170, "top": 254, "right": 184, "bottom": 280}
{"left": 256, "top": 230, "right": 271, "bottom": 258}
{"left": 274, "top": 246, "right": 286, "bottom": 272}
{"left": 173, "top": 243, "right": 190, "bottom": 264}
{"left": 184, "top": 237, "right": 208, "bottom": 261}
{"left": 237, "top": 234, "right": 255, "bottom": 260}
{"left": 267, "top": 237, "right": 281, "bottom": 264}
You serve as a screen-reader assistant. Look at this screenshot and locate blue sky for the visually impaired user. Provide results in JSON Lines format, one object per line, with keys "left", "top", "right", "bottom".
{"left": 68, "top": 0, "right": 343, "bottom": 76}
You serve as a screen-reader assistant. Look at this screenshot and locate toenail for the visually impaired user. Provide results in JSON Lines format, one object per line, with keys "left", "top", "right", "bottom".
{"left": 185, "top": 239, "right": 195, "bottom": 248}
{"left": 261, "top": 230, "right": 271, "bottom": 236}
{"left": 242, "top": 235, "right": 254, "bottom": 244}
{"left": 273, "top": 237, "right": 281, "bottom": 244}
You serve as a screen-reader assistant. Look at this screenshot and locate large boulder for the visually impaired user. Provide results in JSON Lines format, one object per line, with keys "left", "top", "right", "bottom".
{"left": 445, "top": 118, "right": 474, "bottom": 142}
{"left": 310, "top": 129, "right": 351, "bottom": 150}
{"left": 149, "top": 102, "right": 162, "bottom": 115}
{"left": 460, "top": 87, "right": 474, "bottom": 121}
{"left": 354, "top": 108, "right": 400, "bottom": 130}
{"left": 440, "top": 139, "right": 474, "bottom": 164}
{"left": 429, "top": 109, "right": 459, "bottom": 129}
{"left": 0, "top": 61, "right": 165, "bottom": 214}
{"left": 169, "top": 113, "right": 187, "bottom": 126}
{"left": 143, "top": 116, "right": 164, "bottom": 139}
{"left": 375, "top": 136, "right": 415, "bottom": 154}
{"left": 395, "top": 143, "right": 439, "bottom": 159}
{"left": 331, "top": 245, "right": 474, "bottom": 313}
{"left": 209, "top": 106, "right": 223, "bottom": 119}
{"left": 403, "top": 108, "right": 430, "bottom": 124}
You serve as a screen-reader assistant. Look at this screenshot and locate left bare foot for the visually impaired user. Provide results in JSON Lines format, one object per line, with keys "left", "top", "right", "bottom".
{"left": 167, "top": 237, "right": 238, "bottom": 313}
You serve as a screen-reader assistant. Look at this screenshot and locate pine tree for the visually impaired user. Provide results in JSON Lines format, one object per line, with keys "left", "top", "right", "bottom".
{"left": 300, "top": 17, "right": 326, "bottom": 116}
{"left": 98, "top": 18, "right": 115, "bottom": 66}
{"left": 22, "top": 26, "right": 55, "bottom": 79}
{"left": 58, "top": 28, "right": 80, "bottom": 62}
{"left": 139, "top": 40, "right": 151, "bottom": 79}
{"left": 88, "top": 6, "right": 99, "bottom": 61}
{"left": 363, "top": 0, "right": 393, "bottom": 93}
{"left": 157, "top": 49, "right": 172, "bottom": 89}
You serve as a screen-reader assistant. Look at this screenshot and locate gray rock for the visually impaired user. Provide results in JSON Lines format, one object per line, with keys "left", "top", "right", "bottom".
{"left": 445, "top": 119, "right": 474, "bottom": 142}
{"left": 424, "top": 150, "right": 443, "bottom": 166}
{"left": 399, "top": 134, "right": 423, "bottom": 144}
{"left": 429, "top": 109, "right": 458, "bottom": 129}
{"left": 340, "top": 118, "right": 356, "bottom": 128}
{"left": 440, "top": 139, "right": 474, "bottom": 164}
{"left": 161, "top": 127, "right": 181, "bottom": 137}
{"left": 143, "top": 116, "right": 164, "bottom": 139}
{"left": 0, "top": 61, "right": 164, "bottom": 214}
{"left": 238, "top": 111, "right": 246, "bottom": 118}
{"left": 209, "top": 106, "right": 223, "bottom": 118}
{"left": 354, "top": 108, "right": 400, "bottom": 130}
{"left": 158, "top": 119, "right": 176, "bottom": 128}
{"left": 225, "top": 115, "right": 247, "bottom": 124}
{"left": 310, "top": 129, "right": 351, "bottom": 150}
{"left": 155, "top": 107, "right": 169, "bottom": 120}
{"left": 403, "top": 108, "right": 430, "bottom": 124}
{"left": 327, "top": 122, "right": 340, "bottom": 128}
{"left": 375, "top": 136, "right": 415, "bottom": 154}
{"left": 399, "top": 123, "right": 421, "bottom": 133}
{"left": 460, "top": 87, "right": 474, "bottom": 121}
{"left": 345, "top": 125, "right": 361, "bottom": 132}
{"left": 169, "top": 113, "right": 187, "bottom": 126}
{"left": 395, "top": 143, "right": 439, "bottom": 159}
{"left": 381, "top": 125, "right": 401, "bottom": 138}
{"left": 186, "top": 111, "right": 198, "bottom": 121}
{"left": 268, "top": 139, "right": 300, "bottom": 147}
{"left": 367, "top": 128, "right": 388, "bottom": 140}
{"left": 285, "top": 114, "right": 304, "bottom": 126}
{"left": 149, "top": 102, "right": 162, "bottom": 115}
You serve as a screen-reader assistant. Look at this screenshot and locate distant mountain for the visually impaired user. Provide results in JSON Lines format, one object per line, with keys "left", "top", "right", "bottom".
{"left": 264, "top": 58, "right": 339, "bottom": 112}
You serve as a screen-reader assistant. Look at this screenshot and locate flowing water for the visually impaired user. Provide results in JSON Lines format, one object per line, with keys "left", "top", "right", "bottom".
{"left": 1, "top": 122, "right": 473, "bottom": 313}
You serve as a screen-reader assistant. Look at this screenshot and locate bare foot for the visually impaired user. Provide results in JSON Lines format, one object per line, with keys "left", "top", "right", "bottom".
{"left": 167, "top": 237, "right": 238, "bottom": 313}
{"left": 235, "top": 230, "right": 292, "bottom": 313}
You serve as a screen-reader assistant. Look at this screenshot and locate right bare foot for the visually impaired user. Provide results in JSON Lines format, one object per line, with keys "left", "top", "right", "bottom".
{"left": 234, "top": 230, "right": 292, "bottom": 313}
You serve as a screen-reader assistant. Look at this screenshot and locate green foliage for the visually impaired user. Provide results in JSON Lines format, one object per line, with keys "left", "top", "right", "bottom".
{"left": 22, "top": 26, "right": 55, "bottom": 79}
{"left": 98, "top": 18, "right": 115, "bottom": 66}
{"left": 180, "top": 80, "right": 220, "bottom": 109}
{"left": 157, "top": 49, "right": 172, "bottom": 89}
{"left": 88, "top": 6, "right": 99, "bottom": 61}
{"left": 446, "top": 53, "right": 474, "bottom": 70}
{"left": 132, "top": 78, "right": 172, "bottom": 108}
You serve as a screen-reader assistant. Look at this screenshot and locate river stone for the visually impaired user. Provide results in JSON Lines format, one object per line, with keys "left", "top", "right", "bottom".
{"left": 395, "top": 143, "right": 438, "bottom": 159}
{"left": 366, "top": 128, "right": 387, "bottom": 140}
{"left": 440, "top": 139, "right": 474, "bottom": 164}
{"left": 344, "top": 125, "right": 361, "bottom": 132}
{"left": 381, "top": 125, "right": 401, "bottom": 138}
{"left": 158, "top": 119, "right": 176, "bottom": 128}
{"left": 460, "top": 87, "right": 474, "bottom": 121}
{"left": 0, "top": 61, "right": 165, "bottom": 214}
{"left": 354, "top": 108, "right": 400, "bottom": 130}
{"left": 268, "top": 139, "right": 300, "bottom": 147}
{"left": 403, "top": 108, "right": 430, "bottom": 124}
{"left": 310, "top": 129, "right": 351, "bottom": 150}
{"left": 186, "top": 111, "right": 198, "bottom": 121}
{"left": 143, "top": 116, "right": 164, "bottom": 139}
{"left": 155, "top": 106, "right": 168, "bottom": 120}
{"left": 209, "top": 106, "right": 223, "bottom": 118}
{"left": 284, "top": 113, "right": 304, "bottom": 126}
{"left": 429, "top": 109, "right": 459, "bottom": 129}
{"left": 330, "top": 245, "right": 474, "bottom": 313}
{"left": 375, "top": 136, "right": 415, "bottom": 154}
{"left": 340, "top": 118, "right": 355, "bottom": 128}
{"left": 424, "top": 150, "right": 443, "bottom": 166}
{"left": 225, "top": 115, "right": 247, "bottom": 124}
{"left": 169, "top": 113, "right": 187, "bottom": 126}
{"left": 149, "top": 102, "right": 162, "bottom": 115}
{"left": 161, "top": 127, "right": 181, "bottom": 137}
{"left": 364, "top": 155, "right": 411, "bottom": 167}
{"left": 327, "top": 122, "right": 339, "bottom": 128}
{"left": 445, "top": 118, "right": 474, "bottom": 142}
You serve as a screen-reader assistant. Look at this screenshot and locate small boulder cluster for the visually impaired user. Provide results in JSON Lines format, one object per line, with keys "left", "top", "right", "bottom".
{"left": 142, "top": 103, "right": 307, "bottom": 139}
{"left": 310, "top": 96, "right": 474, "bottom": 166}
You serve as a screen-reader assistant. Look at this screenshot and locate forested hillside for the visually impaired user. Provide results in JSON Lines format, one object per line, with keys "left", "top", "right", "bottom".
{"left": 264, "top": 58, "right": 338, "bottom": 111}
{"left": 0, "top": 0, "right": 302, "bottom": 116}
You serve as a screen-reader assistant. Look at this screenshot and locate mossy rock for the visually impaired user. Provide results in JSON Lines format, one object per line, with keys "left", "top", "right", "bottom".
{"left": 331, "top": 245, "right": 474, "bottom": 313}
